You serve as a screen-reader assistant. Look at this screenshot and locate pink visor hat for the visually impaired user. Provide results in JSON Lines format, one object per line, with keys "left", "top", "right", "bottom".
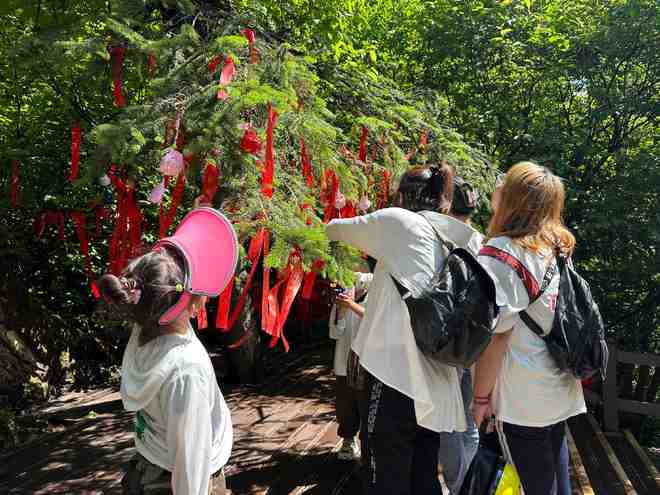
{"left": 153, "top": 207, "right": 238, "bottom": 325}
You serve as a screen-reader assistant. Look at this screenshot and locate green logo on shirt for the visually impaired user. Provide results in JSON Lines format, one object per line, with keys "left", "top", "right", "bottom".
{"left": 135, "top": 410, "right": 146, "bottom": 441}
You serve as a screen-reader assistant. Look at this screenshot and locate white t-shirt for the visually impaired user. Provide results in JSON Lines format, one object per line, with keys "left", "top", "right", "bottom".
{"left": 121, "top": 325, "right": 233, "bottom": 495}
{"left": 478, "top": 236, "right": 586, "bottom": 427}
{"left": 327, "top": 208, "right": 483, "bottom": 433}
{"left": 329, "top": 273, "right": 373, "bottom": 376}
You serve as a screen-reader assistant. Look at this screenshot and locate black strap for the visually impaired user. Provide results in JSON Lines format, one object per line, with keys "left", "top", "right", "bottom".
{"left": 520, "top": 258, "right": 557, "bottom": 337}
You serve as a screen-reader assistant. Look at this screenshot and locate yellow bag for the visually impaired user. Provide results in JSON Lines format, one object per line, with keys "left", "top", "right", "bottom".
{"left": 494, "top": 463, "right": 521, "bottom": 495}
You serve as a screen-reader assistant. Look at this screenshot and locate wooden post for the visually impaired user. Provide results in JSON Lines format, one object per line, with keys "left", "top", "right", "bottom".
{"left": 604, "top": 342, "right": 619, "bottom": 431}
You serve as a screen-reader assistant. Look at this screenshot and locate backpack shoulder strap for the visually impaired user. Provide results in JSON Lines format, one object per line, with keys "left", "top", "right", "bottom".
{"left": 479, "top": 246, "right": 540, "bottom": 301}
{"left": 418, "top": 211, "right": 456, "bottom": 253}
{"left": 479, "top": 246, "right": 557, "bottom": 337}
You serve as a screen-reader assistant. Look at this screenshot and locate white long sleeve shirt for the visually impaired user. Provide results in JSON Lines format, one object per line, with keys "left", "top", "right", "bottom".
{"left": 121, "top": 325, "right": 233, "bottom": 494}
{"left": 327, "top": 208, "right": 483, "bottom": 433}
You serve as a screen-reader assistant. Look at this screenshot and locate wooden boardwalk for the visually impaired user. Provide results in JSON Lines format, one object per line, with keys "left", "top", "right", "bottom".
{"left": 0, "top": 343, "right": 363, "bottom": 495}
{"left": 1, "top": 340, "right": 659, "bottom": 494}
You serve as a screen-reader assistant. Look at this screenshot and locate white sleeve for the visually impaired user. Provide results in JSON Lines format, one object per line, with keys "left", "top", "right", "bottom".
{"left": 326, "top": 208, "right": 403, "bottom": 260}
{"left": 328, "top": 304, "right": 346, "bottom": 340}
{"left": 162, "top": 372, "right": 213, "bottom": 495}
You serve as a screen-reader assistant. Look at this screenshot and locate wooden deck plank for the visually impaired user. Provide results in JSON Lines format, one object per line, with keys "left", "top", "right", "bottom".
{"left": 569, "top": 414, "right": 627, "bottom": 495}
{"left": 567, "top": 427, "right": 595, "bottom": 495}
{"left": 586, "top": 415, "right": 637, "bottom": 494}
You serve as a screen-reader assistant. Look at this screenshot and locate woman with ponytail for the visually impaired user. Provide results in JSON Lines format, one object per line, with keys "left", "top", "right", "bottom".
{"left": 326, "top": 162, "right": 482, "bottom": 495}
{"left": 99, "top": 245, "right": 232, "bottom": 494}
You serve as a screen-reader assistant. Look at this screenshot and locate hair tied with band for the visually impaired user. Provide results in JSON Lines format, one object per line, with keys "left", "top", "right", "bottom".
{"left": 120, "top": 277, "right": 142, "bottom": 304}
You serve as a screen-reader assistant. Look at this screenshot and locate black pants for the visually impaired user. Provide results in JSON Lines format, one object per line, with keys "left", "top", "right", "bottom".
{"left": 500, "top": 421, "right": 571, "bottom": 495}
{"left": 362, "top": 373, "right": 441, "bottom": 495}
{"left": 336, "top": 375, "right": 361, "bottom": 439}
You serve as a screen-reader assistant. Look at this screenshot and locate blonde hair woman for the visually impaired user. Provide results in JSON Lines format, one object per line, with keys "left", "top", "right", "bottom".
{"left": 473, "top": 162, "right": 585, "bottom": 495}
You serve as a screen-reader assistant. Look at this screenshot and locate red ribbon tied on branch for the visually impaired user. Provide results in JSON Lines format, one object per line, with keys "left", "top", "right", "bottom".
{"left": 240, "top": 127, "right": 262, "bottom": 154}
{"left": 108, "top": 170, "right": 142, "bottom": 274}
{"left": 241, "top": 28, "right": 258, "bottom": 64}
{"left": 110, "top": 46, "right": 126, "bottom": 108}
{"left": 358, "top": 126, "right": 369, "bottom": 163}
{"left": 269, "top": 254, "right": 305, "bottom": 352}
{"left": 299, "top": 137, "right": 314, "bottom": 187}
{"left": 10, "top": 159, "right": 20, "bottom": 208}
{"left": 261, "top": 104, "right": 278, "bottom": 198}
{"left": 69, "top": 122, "right": 82, "bottom": 182}
{"left": 201, "top": 162, "right": 220, "bottom": 204}
{"left": 147, "top": 53, "right": 157, "bottom": 78}
{"left": 321, "top": 169, "right": 340, "bottom": 222}
{"left": 70, "top": 211, "right": 100, "bottom": 298}
{"left": 208, "top": 55, "right": 222, "bottom": 73}
{"left": 34, "top": 210, "right": 65, "bottom": 240}
{"left": 160, "top": 172, "right": 185, "bottom": 238}
{"left": 217, "top": 56, "right": 236, "bottom": 100}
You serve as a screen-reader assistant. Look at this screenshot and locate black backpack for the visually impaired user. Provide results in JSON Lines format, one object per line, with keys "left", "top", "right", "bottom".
{"left": 391, "top": 214, "right": 499, "bottom": 368}
{"left": 481, "top": 248, "right": 608, "bottom": 380}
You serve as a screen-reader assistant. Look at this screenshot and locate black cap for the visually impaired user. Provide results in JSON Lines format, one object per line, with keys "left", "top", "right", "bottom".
{"left": 451, "top": 177, "right": 479, "bottom": 215}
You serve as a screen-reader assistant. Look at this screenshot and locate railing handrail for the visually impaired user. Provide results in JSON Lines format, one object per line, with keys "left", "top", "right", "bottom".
{"left": 602, "top": 342, "right": 660, "bottom": 431}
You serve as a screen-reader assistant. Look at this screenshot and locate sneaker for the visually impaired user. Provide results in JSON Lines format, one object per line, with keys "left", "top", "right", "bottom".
{"left": 337, "top": 437, "right": 360, "bottom": 461}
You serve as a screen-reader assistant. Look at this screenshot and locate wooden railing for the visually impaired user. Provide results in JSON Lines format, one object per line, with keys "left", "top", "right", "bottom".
{"left": 602, "top": 342, "right": 660, "bottom": 431}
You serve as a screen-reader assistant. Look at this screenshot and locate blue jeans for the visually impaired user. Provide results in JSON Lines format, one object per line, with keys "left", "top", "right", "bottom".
{"left": 438, "top": 369, "right": 480, "bottom": 495}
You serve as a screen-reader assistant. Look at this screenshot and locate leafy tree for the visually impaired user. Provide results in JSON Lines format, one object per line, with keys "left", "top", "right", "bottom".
{"left": 0, "top": 0, "right": 493, "bottom": 396}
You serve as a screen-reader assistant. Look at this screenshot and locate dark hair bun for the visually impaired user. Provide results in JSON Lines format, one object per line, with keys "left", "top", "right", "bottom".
{"left": 97, "top": 274, "right": 132, "bottom": 306}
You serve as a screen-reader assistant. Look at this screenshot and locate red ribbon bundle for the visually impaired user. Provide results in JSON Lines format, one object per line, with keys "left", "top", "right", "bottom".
{"left": 376, "top": 170, "right": 391, "bottom": 209}
{"left": 108, "top": 171, "right": 142, "bottom": 274}
{"left": 160, "top": 172, "right": 185, "bottom": 238}
{"left": 201, "top": 162, "right": 220, "bottom": 204}
{"left": 10, "top": 159, "right": 20, "bottom": 208}
{"left": 34, "top": 210, "right": 66, "bottom": 240}
{"left": 208, "top": 55, "right": 222, "bottom": 73}
{"left": 242, "top": 28, "right": 258, "bottom": 64}
{"left": 419, "top": 129, "right": 428, "bottom": 150}
{"left": 69, "top": 211, "right": 100, "bottom": 298}
{"left": 147, "top": 53, "right": 157, "bottom": 78}
{"left": 358, "top": 126, "right": 368, "bottom": 162}
{"left": 216, "top": 228, "right": 266, "bottom": 332}
{"left": 220, "top": 56, "right": 236, "bottom": 86}
{"left": 321, "top": 169, "right": 339, "bottom": 222}
{"left": 299, "top": 138, "right": 314, "bottom": 187}
{"left": 269, "top": 255, "right": 304, "bottom": 351}
{"left": 261, "top": 231, "right": 274, "bottom": 332}
{"left": 197, "top": 305, "right": 208, "bottom": 330}
{"left": 261, "top": 104, "right": 278, "bottom": 198}
{"left": 69, "top": 123, "right": 81, "bottom": 182}
{"left": 110, "top": 46, "right": 126, "bottom": 108}
{"left": 217, "top": 56, "right": 236, "bottom": 100}
{"left": 301, "top": 259, "right": 325, "bottom": 300}
{"left": 215, "top": 277, "right": 234, "bottom": 331}
{"left": 240, "top": 127, "right": 262, "bottom": 154}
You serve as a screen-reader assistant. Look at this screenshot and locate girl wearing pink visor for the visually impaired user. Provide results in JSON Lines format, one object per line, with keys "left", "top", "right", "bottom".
{"left": 98, "top": 208, "right": 238, "bottom": 495}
